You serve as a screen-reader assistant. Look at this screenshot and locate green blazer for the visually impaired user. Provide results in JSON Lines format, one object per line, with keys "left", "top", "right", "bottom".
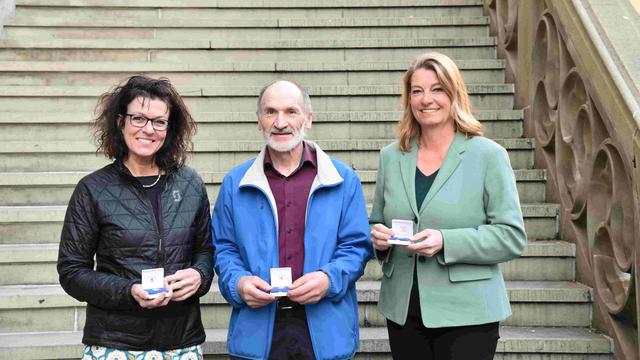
{"left": 370, "top": 132, "right": 527, "bottom": 328}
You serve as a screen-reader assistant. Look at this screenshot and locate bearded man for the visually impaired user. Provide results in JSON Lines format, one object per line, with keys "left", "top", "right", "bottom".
{"left": 212, "top": 80, "right": 373, "bottom": 360}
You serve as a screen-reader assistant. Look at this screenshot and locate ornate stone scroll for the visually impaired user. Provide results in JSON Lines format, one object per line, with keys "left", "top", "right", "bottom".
{"left": 486, "top": 0, "right": 519, "bottom": 83}
{"left": 486, "top": 1, "right": 639, "bottom": 358}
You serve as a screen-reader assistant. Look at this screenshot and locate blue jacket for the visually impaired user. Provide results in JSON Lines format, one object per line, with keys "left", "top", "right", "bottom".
{"left": 212, "top": 141, "right": 373, "bottom": 360}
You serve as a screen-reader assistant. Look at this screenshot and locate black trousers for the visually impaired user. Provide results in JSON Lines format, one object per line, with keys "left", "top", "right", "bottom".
{"left": 231, "top": 306, "right": 315, "bottom": 360}
{"left": 268, "top": 306, "right": 316, "bottom": 360}
{"left": 386, "top": 283, "right": 500, "bottom": 360}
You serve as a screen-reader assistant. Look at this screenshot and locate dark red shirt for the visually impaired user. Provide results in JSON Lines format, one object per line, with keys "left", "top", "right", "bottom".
{"left": 264, "top": 144, "right": 317, "bottom": 281}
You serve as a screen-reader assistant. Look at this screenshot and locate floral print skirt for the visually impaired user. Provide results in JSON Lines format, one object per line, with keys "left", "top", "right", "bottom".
{"left": 82, "top": 344, "right": 203, "bottom": 360}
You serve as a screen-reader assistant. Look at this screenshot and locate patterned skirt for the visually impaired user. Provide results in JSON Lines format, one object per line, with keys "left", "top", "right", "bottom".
{"left": 82, "top": 344, "right": 203, "bottom": 360}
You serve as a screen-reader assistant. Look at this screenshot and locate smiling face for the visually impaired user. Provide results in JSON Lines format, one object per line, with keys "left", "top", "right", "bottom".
{"left": 257, "top": 81, "right": 312, "bottom": 153}
{"left": 121, "top": 96, "right": 169, "bottom": 166}
{"left": 409, "top": 68, "right": 454, "bottom": 131}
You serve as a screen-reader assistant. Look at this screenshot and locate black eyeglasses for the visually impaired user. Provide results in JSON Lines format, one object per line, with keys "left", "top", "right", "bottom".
{"left": 126, "top": 114, "right": 169, "bottom": 131}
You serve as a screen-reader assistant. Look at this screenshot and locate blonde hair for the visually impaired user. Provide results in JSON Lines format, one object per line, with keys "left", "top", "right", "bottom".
{"left": 397, "top": 52, "right": 483, "bottom": 152}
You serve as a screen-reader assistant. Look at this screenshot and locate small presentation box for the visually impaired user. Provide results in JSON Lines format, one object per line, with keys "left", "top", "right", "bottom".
{"left": 270, "top": 267, "right": 292, "bottom": 297}
{"left": 142, "top": 268, "right": 167, "bottom": 299}
{"left": 388, "top": 219, "right": 413, "bottom": 245}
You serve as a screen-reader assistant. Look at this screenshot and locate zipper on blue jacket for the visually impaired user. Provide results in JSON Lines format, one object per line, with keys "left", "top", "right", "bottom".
{"left": 303, "top": 180, "right": 344, "bottom": 360}
{"left": 240, "top": 183, "right": 279, "bottom": 358}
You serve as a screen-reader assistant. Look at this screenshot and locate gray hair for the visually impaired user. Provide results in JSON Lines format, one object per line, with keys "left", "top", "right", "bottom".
{"left": 256, "top": 80, "right": 313, "bottom": 115}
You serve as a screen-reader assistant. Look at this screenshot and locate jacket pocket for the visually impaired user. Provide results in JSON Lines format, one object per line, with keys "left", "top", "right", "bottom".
{"left": 382, "top": 261, "right": 394, "bottom": 278}
{"left": 448, "top": 263, "right": 494, "bottom": 282}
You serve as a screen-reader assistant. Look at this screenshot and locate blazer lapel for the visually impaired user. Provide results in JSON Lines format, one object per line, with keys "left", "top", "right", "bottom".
{"left": 420, "top": 132, "right": 467, "bottom": 213}
{"left": 399, "top": 143, "right": 420, "bottom": 220}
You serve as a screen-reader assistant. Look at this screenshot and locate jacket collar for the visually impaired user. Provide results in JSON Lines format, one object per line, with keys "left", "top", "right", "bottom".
{"left": 399, "top": 132, "right": 467, "bottom": 219}
{"left": 399, "top": 142, "right": 420, "bottom": 219}
{"left": 114, "top": 159, "right": 175, "bottom": 183}
{"left": 239, "top": 141, "right": 343, "bottom": 226}
{"left": 240, "top": 140, "right": 342, "bottom": 189}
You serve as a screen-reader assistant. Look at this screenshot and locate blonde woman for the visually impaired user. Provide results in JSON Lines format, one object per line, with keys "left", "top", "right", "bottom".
{"left": 369, "top": 52, "right": 527, "bottom": 359}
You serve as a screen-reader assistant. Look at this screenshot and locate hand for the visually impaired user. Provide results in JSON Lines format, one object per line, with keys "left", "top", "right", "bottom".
{"left": 407, "top": 229, "right": 443, "bottom": 257}
{"left": 287, "top": 271, "right": 329, "bottom": 304}
{"left": 165, "top": 268, "right": 202, "bottom": 302}
{"left": 131, "top": 281, "right": 173, "bottom": 309}
{"left": 371, "top": 223, "right": 393, "bottom": 251}
{"left": 237, "top": 275, "right": 275, "bottom": 308}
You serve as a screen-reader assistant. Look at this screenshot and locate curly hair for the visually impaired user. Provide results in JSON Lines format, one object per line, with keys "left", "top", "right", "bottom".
{"left": 92, "top": 75, "right": 196, "bottom": 173}
{"left": 397, "top": 52, "right": 483, "bottom": 152}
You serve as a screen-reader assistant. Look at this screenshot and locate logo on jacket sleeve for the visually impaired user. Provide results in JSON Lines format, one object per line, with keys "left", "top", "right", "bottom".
{"left": 172, "top": 190, "right": 182, "bottom": 202}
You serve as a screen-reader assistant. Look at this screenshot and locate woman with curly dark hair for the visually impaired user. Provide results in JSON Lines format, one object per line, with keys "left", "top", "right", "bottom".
{"left": 57, "top": 75, "right": 214, "bottom": 359}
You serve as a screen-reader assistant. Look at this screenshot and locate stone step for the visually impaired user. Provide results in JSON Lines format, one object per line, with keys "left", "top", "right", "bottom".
{"left": 0, "top": 111, "right": 523, "bottom": 141}
{"left": 0, "top": 59, "right": 507, "bottom": 86}
{"left": 0, "top": 83, "right": 513, "bottom": 97}
{"left": 0, "top": 202, "right": 558, "bottom": 245}
{"left": 0, "top": 44, "right": 498, "bottom": 63}
{"left": 357, "top": 281, "right": 593, "bottom": 328}
{"left": 0, "top": 168, "right": 546, "bottom": 206}
{"left": 1, "top": 37, "right": 497, "bottom": 51}
{"left": 0, "top": 138, "right": 534, "bottom": 173}
{"left": 0, "top": 84, "right": 514, "bottom": 113}
{"left": 0, "top": 109, "right": 523, "bottom": 141}
{"left": 7, "top": 27, "right": 490, "bottom": 43}
{"left": 15, "top": 0, "right": 483, "bottom": 8}
{"left": 11, "top": 5, "right": 485, "bottom": 23}
{"left": 0, "top": 92, "right": 513, "bottom": 113}
{"left": 0, "top": 110, "right": 522, "bottom": 124}
{"left": 0, "top": 281, "right": 593, "bottom": 333}
{"left": 0, "top": 37, "right": 499, "bottom": 65}
{"left": 369, "top": 325, "right": 613, "bottom": 359}
{"left": 7, "top": 16, "right": 489, "bottom": 29}
{"left": 0, "top": 150, "right": 533, "bottom": 177}
{"left": 0, "top": 138, "right": 530, "bottom": 154}
{"left": 363, "top": 241, "right": 575, "bottom": 282}
{"left": 0, "top": 326, "right": 613, "bottom": 360}
{"left": 0, "top": 59, "right": 507, "bottom": 72}
{"left": 0, "top": 240, "right": 572, "bottom": 286}
{"left": 0, "top": 122, "right": 522, "bottom": 141}
{"left": 4, "top": 19, "right": 489, "bottom": 42}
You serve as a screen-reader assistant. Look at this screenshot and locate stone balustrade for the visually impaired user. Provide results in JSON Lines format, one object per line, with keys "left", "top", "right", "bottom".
{"left": 484, "top": 1, "right": 640, "bottom": 358}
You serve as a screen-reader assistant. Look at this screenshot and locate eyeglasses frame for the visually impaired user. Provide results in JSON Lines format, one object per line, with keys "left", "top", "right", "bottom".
{"left": 125, "top": 113, "right": 170, "bottom": 131}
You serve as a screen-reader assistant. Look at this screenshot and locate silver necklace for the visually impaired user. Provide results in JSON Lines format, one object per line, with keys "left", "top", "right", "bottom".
{"left": 142, "top": 173, "right": 162, "bottom": 188}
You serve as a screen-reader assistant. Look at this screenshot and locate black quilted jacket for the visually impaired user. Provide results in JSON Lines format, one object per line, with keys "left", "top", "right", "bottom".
{"left": 57, "top": 161, "right": 214, "bottom": 350}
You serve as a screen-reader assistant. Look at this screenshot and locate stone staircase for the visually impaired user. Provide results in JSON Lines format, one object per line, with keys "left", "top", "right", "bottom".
{"left": 0, "top": 1, "right": 613, "bottom": 359}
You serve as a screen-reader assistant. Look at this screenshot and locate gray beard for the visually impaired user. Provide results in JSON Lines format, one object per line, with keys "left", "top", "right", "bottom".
{"left": 263, "top": 127, "right": 305, "bottom": 153}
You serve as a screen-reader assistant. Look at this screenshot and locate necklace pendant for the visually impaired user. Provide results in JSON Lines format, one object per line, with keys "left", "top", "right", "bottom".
{"left": 142, "top": 173, "right": 162, "bottom": 188}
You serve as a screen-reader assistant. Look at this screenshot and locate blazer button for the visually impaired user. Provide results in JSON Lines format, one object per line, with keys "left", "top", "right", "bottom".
{"left": 418, "top": 255, "right": 426, "bottom": 263}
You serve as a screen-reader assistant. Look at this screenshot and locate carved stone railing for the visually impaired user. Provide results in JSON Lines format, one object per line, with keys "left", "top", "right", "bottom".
{"left": 485, "top": 1, "right": 640, "bottom": 359}
{"left": 0, "top": 0, "right": 16, "bottom": 38}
